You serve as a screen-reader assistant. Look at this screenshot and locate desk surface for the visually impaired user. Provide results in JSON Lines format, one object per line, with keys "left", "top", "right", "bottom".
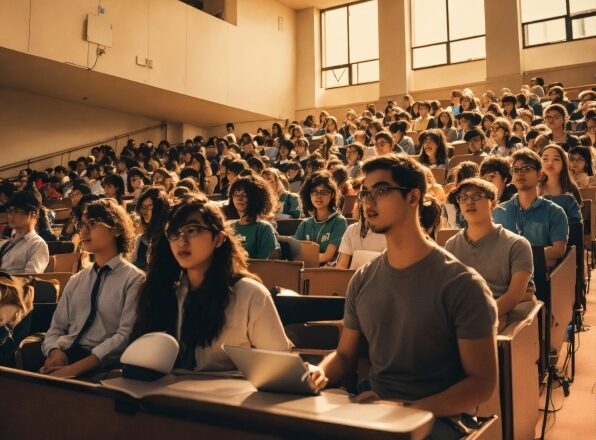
{"left": 0, "top": 367, "right": 434, "bottom": 440}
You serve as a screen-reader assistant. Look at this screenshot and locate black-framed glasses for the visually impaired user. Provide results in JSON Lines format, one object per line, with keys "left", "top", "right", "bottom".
{"left": 6, "top": 207, "right": 27, "bottom": 216}
{"left": 511, "top": 165, "right": 537, "bottom": 175}
{"left": 167, "top": 224, "right": 212, "bottom": 242}
{"left": 79, "top": 218, "right": 113, "bottom": 231}
{"left": 569, "top": 156, "right": 586, "bottom": 163}
{"left": 310, "top": 190, "right": 332, "bottom": 197}
{"left": 357, "top": 185, "right": 412, "bottom": 202}
{"left": 456, "top": 192, "right": 488, "bottom": 204}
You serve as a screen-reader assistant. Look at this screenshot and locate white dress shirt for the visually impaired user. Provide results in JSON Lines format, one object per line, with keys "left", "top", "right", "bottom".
{"left": 0, "top": 230, "right": 49, "bottom": 275}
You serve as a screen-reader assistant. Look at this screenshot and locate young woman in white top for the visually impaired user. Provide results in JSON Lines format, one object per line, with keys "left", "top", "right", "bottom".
{"left": 131, "top": 195, "right": 290, "bottom": 371}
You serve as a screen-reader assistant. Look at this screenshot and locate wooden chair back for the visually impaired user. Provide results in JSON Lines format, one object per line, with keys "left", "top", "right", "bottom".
{"left": 300, "top": 268, "right": 355, "bottom": 296}
{"left": 449, "top": 154, "right": 484, "bottom": 169}
{"left": 247, "top": 259, "right": 303, "bottom": 292}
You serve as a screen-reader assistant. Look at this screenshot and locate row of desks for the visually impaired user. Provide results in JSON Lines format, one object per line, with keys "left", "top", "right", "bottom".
{"left": 0, "top": 367, "right": 434, "bottom": 439}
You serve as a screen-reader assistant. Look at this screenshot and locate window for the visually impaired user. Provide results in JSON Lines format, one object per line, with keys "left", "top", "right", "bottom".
{"left": 521, "top": 0, "right": 596, "bottom": 47}
{"left": 411, "top": 0, "right": 486, "bottom": 69}
{"left": 321, "top": 1, "right": 379, "bottom": 89}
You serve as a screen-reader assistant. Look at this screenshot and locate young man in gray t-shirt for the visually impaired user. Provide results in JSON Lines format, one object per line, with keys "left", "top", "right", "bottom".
{"left": 309, "top": 155, "right": 498, "bottom": 431}
{"left": 445, "top": 178, "right": 534, "bottom": 331}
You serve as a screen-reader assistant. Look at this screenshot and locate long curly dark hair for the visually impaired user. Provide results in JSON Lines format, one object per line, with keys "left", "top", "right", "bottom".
{"left": 131, "top": 195, "right": 259, "bottom": 349}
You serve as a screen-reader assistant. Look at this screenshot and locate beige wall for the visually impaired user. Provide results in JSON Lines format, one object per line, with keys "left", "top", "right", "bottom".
{"left": 0, "top": 0, "right": 296, "bottom": 120}
{"left": 0, "top": 88, "right": 165, "bottom": 177}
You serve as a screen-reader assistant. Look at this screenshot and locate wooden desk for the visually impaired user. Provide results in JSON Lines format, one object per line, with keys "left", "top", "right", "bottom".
{"left": 0, "top": 367, "right": 434, "bottom": 440}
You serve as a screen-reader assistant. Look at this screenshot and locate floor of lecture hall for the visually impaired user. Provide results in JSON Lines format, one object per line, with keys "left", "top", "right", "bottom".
{"left": 534, "top": 269, "right": 596, "bottom": 439}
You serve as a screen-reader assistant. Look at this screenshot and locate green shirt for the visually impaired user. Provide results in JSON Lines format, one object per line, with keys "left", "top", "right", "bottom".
{"left": 232, "top": 220, "right": 279, "bottom": 259}
{"left": 293, "top": 212, "right": 348, "bottom": 253}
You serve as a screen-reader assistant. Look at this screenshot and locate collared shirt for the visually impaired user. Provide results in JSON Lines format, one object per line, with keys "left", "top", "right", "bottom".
{"left": 492, "top": 194, "right": 568, "bottom": 247}
{"left": 42, "top": 254, "right": 145, "bottom": 364}
{"left": 0, "top": 230, "right": 49, "bottom": 275}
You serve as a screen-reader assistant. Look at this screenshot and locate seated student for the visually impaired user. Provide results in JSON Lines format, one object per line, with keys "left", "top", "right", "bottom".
{"left": 225, "top": 158, "right": 249, "bottom": 194}
{"left": 538, "top": 144, "right": 582, "bottom": 223}
{"left": 0, "top": 192, "right": 49, "bottom": 274}
{"left": 418, "top": 129, "right": 450, "bottom": 170}
{"left": 0, "top": 273, "right": 34, "bottom": 366}
{"left": 345, "top": 142, "right": 365, "bottom": 179}
{"left": 489, "top": 117, "right": 523, "bottom": 157}
{"left": 445, "top": 178, "right": 534, "bottom": 332}
{"left": 501, "top": 93, "right": 519, "bottom": 120}
{"left": 374, "top": 131, "right": 401, "bottom": 156}
{"left": 441, "top": 161, "right": 479, "bottom": 230}
{"left": 411, "top": 101, "right": 435, "bottom": 131}
{"left": 492, "top": 148, "right": 568, "bottom": 268}
{"left": 133, "top": 187, "right": 170, "bottom": 270}
{"left": 458, "top": 111, "right": 482, "bottom": 141}
{"left": 480, "top": 156, "right": 517, "bottom": 203}
{"left": 261, "top": 168, "right": 301, "bottom": 219}
{"left": 286, "top": 161, "right": 305, "bottom": 193}
{"left": 420, "top": 195, "right": 442, "bottom": 241}
{"left": 547, "top": 85, "right": 575, "bottom": 117}
{"left": 435, "top": 110, "right": 459, "bottom": 143}
{"left": 274, "top": 139, "right": 294, "bottom": 173}
{"left": 41, "top": 199, "right": 145, "bottom": 378}
{"left": 388, "top": 121, "right": 416, "bottom": 154}
{"left": 228, "top": 175, "right": 279, "bottom": 259}
{"left": 308, "top": 155, "right": 498, "bottom": 437}
{"left": 294, "top": 172, "right": 348, "bottom": 265}
{"left": 568, "top": 146, "right": 593, "bottom": 188}
{"left": 335, "top": 204, "right": 387, "bottom": 269}
{"left": 102, "top": 173, "right": 126, "bottom": 207}
{"left": 464, "top": 128, "right": 488, "bottom": 156}
{"left": 131, "top": 195, "right": 291, "bottom": 371}
{"left": 544, "top": 103, "right": 580, "bottom": 152}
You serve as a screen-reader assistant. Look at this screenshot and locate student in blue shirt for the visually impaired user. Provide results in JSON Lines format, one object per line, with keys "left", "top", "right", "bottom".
{"left": 492, "top": 148, "right": 568, "bottom": 267}
{"left": 294, "top": 171, "right": 347, "bottom": 265}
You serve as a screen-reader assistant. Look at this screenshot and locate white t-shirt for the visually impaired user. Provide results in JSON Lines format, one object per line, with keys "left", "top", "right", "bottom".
{"left": 338, "top": 222, "right": 387, "bottom": 256}
{"left": 176, "top": 275, "right": 291, "bottom": 371}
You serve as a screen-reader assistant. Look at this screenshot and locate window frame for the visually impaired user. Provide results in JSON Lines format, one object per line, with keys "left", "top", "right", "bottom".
{"left": 320, "top": 0, "right": 380, "bottom": 89}
{"left": 410, "top": 0, "right": 487, "bottom": 70}
{"left": 521, "top": 0, "right": 596, "bottom": 48}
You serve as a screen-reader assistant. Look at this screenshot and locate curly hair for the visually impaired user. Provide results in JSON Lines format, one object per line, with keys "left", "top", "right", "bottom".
{"left": 228, "top": 174, "right": 277, "bottom": 220}
{"left": 299, "top": 171, "right": 340, "bottom": 215}
{"left": 84, "top": 198, "right": 136, "bottom": 257}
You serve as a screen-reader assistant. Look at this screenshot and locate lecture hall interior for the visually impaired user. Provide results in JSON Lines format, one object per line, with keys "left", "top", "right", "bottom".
{"left": 0, "top": 0, "right": 595, "bottom": 439}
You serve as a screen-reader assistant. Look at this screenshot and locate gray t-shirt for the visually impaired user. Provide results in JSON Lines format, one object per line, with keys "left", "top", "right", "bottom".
{"left": 445, "top": 225, "right": 534, "bottom": 298}
{"left": 344, "top": 246, "right": 497, "bottom": 401}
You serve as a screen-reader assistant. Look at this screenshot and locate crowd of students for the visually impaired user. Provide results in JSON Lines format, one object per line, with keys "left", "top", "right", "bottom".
{"left": 0, "top": 79, "right": 594, "bottom": 438}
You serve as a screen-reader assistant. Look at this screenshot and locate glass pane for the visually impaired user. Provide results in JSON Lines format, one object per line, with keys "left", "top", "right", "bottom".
{"left": 348, "top": 0, "right": 379, "bottom": 63}
{"left": 412, "top": 44, "right": 447, "bottom": 69}
{"left": 411, "top": 0, "right": 447, "bottom": 46}
{"left": 448, "top": 0, "right": 485, "bottom": 40}
{"left": 520, "top": 0, "right": 566, "bottom": 22}
{"left": 524, "top": 18, "right": 566, "bottom": 45}
{"left": 450, "top": 36, "right": 485, "bottom": 63}
{"left": 322, "top": 7, "right": 348, "bottom": 68}
{"left": 323, "top": 67, "right": 349, "bottom": 88}
{"left": 351, "top": 60, "right": 379, "bottom": 84}
{"left": 570, "top": 0, "right": 596, "bottom": 14}
{"left": 572, "top": 15, "right": 596, "bottom": 38}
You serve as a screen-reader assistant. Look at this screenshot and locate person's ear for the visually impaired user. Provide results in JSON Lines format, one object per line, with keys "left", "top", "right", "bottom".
{"left": 214, "top": 232, "right": 227, "bottom": 248}
{"left": 409, "top": 188, "right": 421, "bottom": 207}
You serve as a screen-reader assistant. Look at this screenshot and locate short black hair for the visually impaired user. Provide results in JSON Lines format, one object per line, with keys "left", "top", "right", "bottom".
{"left": 479, "top": 156, "right": 512, "bottom": 184}
{"left": 5, "top": 191, "right": 42, "bottom": 214}
{"left": 388, "top": 121, "right": 409, "bottom": 134}
{"left": 0, "top": 181, "right": 17, "bottom": 199}
{"left": 464, "top": 127, "right": 486, "bottom": 142}
{"left": 510, "top": 148, "right": 542, "bottom": 172}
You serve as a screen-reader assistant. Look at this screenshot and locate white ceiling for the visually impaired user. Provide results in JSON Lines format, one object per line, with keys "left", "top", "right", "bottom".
{"left": 0, "top": 47, "right": 270, "bottom": 128}
{"left": 277, "top": 0, "right": 361, "bottom": 11}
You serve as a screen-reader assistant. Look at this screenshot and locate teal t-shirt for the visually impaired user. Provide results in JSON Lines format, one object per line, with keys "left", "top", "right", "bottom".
{"left": 232, "top": 220, "right": 279, "bottom": 259}
{"left": 293, "top": 212, "right": 348, "bottom": 253}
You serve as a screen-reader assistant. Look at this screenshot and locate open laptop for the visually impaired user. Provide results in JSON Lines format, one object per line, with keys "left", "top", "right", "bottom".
{"left": 222, "top": 345, "right": 318, "bottom": 396}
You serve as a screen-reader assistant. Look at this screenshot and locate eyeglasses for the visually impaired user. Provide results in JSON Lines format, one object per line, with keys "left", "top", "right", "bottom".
{"left": 456, "top": 192, "right": 488, "bottom": 204}
{"left": 139, "top": 204, "right": 154, "bottom": 212}
{"left": 310, "top": 190, "right": 332, "bottom": 197}
{"left": 569, "top": 156, "right": 586, "bottom": 163}
{"left": 6, "top": 207, "right": 27, "bottom": 216}
{"left": 79, "top": 218, "right": 113, "bottom": 231}
{"left": 357, "top": 185, "right": 412, "bottom": 202}
{"left": 375, "top": 140, "right": 390, "bottom": 147}
{"left": 544, "top": 115, "right": 563, "bottom": 121}
{"left": 511, "top": 165, "right": 537, "bottom": 175}
{"left": 69, "top": 191, "right": 83, "bottom": 199}
{"left": 232, "top": 192, "right": 248, "bottom": 200}
{"left": 167, "top": 224, "right": 212, "bottom": 242}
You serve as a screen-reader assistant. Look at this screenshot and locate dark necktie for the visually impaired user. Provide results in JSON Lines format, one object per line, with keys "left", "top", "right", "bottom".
{"left": 0, "top": 236, "right": 25, "bottom": 267}
{"left": 69, "top": 265, "right": 111, "bottom": 349}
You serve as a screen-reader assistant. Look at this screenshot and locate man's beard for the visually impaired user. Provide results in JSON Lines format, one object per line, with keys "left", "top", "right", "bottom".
{"left": 369, "top": 223, "right": 391, "bottom": 234}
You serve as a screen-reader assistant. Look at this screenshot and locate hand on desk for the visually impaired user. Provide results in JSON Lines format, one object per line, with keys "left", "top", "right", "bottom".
{"left": 40, "top": 348, "right": 68, "bottom": 374}
{"left": 306, "top": 363, "right": 329, "bottom": 392}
